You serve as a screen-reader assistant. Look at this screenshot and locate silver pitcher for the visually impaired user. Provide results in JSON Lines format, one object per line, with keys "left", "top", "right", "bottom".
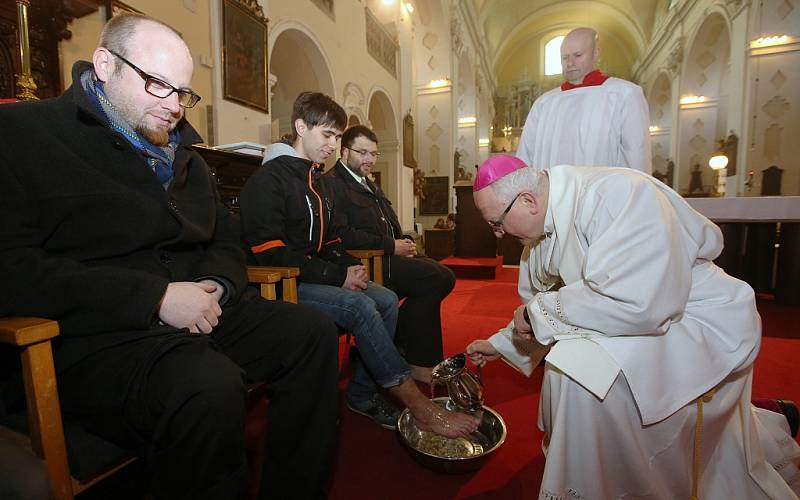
{"left": 430, "top": 353, "right": 483, "bottom": 412}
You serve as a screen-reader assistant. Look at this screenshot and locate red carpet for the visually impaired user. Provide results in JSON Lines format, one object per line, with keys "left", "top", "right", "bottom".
{"left": 328, "top": 266, "right": 800, "bottom": 500}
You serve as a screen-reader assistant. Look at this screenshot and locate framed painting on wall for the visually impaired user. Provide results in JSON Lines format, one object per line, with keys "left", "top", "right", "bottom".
{"left": 419, "top": 176, "right": 449, "bottom": 215}
{"left": 222, "top": 0, "right": 269, "bottom": 112}
{"left": 106, "top": 1, "right": 143, "bottom": 19}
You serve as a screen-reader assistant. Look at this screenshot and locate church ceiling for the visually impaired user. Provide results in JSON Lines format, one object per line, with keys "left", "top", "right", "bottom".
{"left": 471, "top": 0, "right": 667, "bottom": 82}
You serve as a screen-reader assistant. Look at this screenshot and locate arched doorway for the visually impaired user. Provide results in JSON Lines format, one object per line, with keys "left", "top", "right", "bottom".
{"left": 270, "top": 26, "right": 335, "bottom": 141}
{"left": 678, "top": 13, "right": 730, "bottom": 195}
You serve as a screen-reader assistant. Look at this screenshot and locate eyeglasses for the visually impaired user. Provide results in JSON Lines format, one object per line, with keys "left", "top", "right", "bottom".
{"left": 488, "top": 193, "right": 521, "bottom": 233}
{"left": 107, "top": 49, "right": 201, "bottom": 108}
{"left": 345, "top": 147, "right": 381, "bottom": 159}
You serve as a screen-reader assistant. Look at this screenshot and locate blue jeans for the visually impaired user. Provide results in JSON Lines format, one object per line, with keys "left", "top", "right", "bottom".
{"left": 298, "top": 281, "right": 409, "bottom": 402}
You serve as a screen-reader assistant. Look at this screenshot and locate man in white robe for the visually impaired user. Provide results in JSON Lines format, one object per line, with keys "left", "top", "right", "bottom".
{"left": 466, "top": 155, "right": 800, "bottom": 499}
{"left": 515, "top": 27, "right": 652, "bottom": 174}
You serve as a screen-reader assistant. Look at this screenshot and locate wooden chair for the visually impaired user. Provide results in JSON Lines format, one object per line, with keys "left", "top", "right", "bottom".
{"left": 248, "top": 266, "right": 299, "bottom": 303}
{"left": 0, "top": 269, "right": 287, "bottom": 500}
{"left": 347, "top": 249, "right": 384, "bottom": 285}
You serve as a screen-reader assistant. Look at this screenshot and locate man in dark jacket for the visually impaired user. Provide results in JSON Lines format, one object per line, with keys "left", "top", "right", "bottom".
{"left": 326, "top": 125, "right": 456, "bottom": 384}
{"left": 0, "top": 14, "right": 338, "bottom": 500}
{"left": 240, "top": 92, "right": 479, "bottom": 438}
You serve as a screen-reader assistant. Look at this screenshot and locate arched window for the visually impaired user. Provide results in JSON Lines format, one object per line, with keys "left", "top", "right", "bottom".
{"left": 544, "top": 35, "right": 565, "bottom": 76}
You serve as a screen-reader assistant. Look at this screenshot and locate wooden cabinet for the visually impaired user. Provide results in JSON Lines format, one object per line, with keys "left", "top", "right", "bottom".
{"left": 498, "top": 234, "right": 524, "bottom": 265}
{"left": 192, "top": 145, "right": 261, "bottom": 211}
{"left": 423, "top": 228, "right": 454, "bottom": 261}
{"left": 453, "top": 184, "right": 496, "bottom": 257}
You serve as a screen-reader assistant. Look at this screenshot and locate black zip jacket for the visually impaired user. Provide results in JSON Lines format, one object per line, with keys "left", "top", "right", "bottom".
{"left": 325, "top": 161, "right": 405, "bottom": 255}
{"left": 239, "top": 152, "right": 359, "bottom": 286}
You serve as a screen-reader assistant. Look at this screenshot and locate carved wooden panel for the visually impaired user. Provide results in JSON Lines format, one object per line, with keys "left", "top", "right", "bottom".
{"left": 0, "top": 0, "right": 77, "bottom": 100}
{"left": 0, "top": 17, "right": 14, "bottom": 97}
{"left": 192, "top": 145, "right": 261, "bottom": 212}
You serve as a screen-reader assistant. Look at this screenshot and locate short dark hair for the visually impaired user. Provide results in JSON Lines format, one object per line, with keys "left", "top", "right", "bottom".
{"left": 291, "top": 92, "right": 346, "bottom": 142}
{"left": 340, "top": 125, "right": 378, "bottom": 155}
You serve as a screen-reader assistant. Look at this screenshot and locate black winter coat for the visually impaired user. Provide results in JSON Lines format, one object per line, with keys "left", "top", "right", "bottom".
{"left": 0, "top": 61, "right": 247, "bottom": 373}
{"left": 239, "top": 153, "right": 358, "bottom": 286}
{"left": 325, "top": 161, "right": 408, "bottom": 282}
{"left": 325, "top": 161, "right": 405, "bottom": 253}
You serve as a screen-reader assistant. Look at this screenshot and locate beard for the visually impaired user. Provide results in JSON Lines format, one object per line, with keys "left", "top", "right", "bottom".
{"left": 345, "top": 159, "right": 370, "bottom": 177}
{"left": 136, "top": 120, "right": 171, "bottom": 146}
{"left": 103, "top": 84, "right": 175, "bottom": 147}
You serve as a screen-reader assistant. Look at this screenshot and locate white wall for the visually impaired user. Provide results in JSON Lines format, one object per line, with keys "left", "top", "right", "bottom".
{"left": 636, "top": 0, "right": 800, "bottom": 196}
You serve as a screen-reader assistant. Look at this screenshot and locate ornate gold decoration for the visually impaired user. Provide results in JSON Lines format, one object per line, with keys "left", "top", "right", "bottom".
{"left": 233, "top": 0, "right": 268, "bottom": 24}
{"left": 15, "top": 0, "right": 38, "bottom": 100}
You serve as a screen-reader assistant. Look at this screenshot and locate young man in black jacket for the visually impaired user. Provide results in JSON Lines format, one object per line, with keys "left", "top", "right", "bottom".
{"left": 0, "top": 14, "right": 338, "bottom": 499}
{"left": 240, "top": 92, "right": 478, "bottom": 437}
{"left": 326, "top": 125, "right": 456, "bottom": 384}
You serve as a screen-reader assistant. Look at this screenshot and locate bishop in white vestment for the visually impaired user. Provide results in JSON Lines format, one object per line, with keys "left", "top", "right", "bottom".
{"left": 515, "top": 27, "right": 652, "bottom": 174}
{"left": 467, "top": 155, "right": 800, "bottom": 499}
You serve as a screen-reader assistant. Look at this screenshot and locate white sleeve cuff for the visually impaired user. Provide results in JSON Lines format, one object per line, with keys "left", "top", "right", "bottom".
{"left": 529, "top": 291, "right": 593, "bottom": 345}
{"left": 488, "top": 323, "right": 537, "bottom": 377}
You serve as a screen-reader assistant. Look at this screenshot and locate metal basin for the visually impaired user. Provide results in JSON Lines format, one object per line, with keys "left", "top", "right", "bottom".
{"left": 397, "top": 397, "right": 507, "bottom": 474}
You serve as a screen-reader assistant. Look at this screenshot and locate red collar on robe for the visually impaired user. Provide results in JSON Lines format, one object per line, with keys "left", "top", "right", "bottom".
{"left": 560, "top": 69, "right": 609, "bottom": 91}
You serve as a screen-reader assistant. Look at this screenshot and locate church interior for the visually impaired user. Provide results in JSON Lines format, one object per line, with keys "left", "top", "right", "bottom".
{"left": 1, "top": 0, "right": 798, "bottom": 498}
{"left": 3, "top": 0, "right": 799, "bottom": 260}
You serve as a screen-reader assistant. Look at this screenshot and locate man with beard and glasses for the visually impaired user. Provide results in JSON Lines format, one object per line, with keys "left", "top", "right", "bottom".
{"left": 325, "top": 125, "right": 456, "bottom": 385}
{"left": 0, "top": 14, "right": 339, "bottom": 500}
{"left": 239, "top": 92, "right": 479, "bottom": 437}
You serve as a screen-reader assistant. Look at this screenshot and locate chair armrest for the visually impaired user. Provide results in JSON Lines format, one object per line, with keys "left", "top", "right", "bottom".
{"left": 0, "top": 317, "right": 59, "bottom": 346}
{"left": 248, "top": 266, "right": 300, "bottom": 279}
{"left": 247, "top": 266, "right": 299, "bottom": 303}
{"left": 0, "top": 316, "right": 72, "bottom": 497}
{"left": 245, "top": 267, "right": 282, "bottom": 285}
{"left": 347, "top": 250, "right": 385, "bottom": 285}
{"left": 347, "top": 249, "right": 384, "bottom": 259}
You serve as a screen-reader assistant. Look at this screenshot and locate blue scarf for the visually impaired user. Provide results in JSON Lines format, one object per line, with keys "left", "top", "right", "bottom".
{"left": 81, "top": 69, "right": 179, "bottom": 190}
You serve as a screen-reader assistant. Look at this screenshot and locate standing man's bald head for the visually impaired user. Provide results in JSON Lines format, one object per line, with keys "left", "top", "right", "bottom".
{"left": 560, "top": 27, "right": 600, "bottom": 84}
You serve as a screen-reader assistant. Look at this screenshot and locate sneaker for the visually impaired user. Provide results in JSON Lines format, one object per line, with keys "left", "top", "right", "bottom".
{"left": 346, "top": 394, "right": 402, "bottom": 430}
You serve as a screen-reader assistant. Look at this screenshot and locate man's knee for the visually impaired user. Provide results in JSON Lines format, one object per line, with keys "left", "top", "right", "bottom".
{"left": 418, "top": 262, "right": 456, "bottom": 297}
{"left": 436, "top": 264, "right": 456, "bottom": 294}
{"left": 367, "top": 284, "right": 400, "bottom": 311}
{"left": 151, "top": 345, "right": 246, "bottom": 422}
{"left": 293, "top": 305, "right": 339, "bottom": 354}
{"left": 344, "top": 286, "right": 393, "bottom": 312}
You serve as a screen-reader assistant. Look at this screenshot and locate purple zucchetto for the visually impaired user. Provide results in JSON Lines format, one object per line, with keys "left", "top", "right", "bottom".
{"left": 473, "top": 154, "right": 528, "bottom": 192}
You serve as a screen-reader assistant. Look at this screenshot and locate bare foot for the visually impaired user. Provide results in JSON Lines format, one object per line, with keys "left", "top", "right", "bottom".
{"left": 411, "top": 400, "right": 480, "bottom": 438}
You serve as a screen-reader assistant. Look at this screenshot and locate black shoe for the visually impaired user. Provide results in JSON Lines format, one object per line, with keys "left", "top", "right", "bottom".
{"left": 346, "top": 394, "right": 402, "bottom": 430}
{"left": 776, "top": 400, "right": 799, "bottom": 438}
